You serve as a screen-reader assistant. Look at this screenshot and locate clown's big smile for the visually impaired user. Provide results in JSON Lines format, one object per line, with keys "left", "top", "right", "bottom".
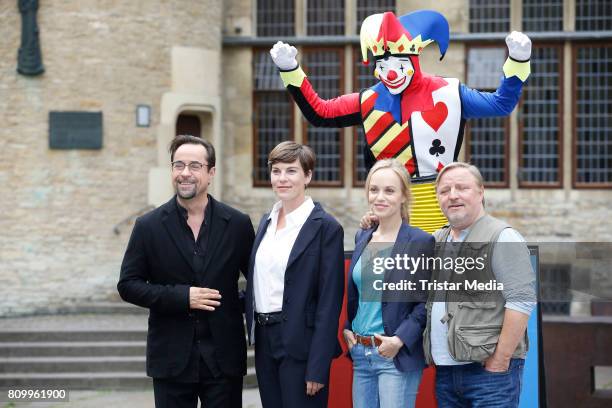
{"left": 381, "top": 75, "right": 407, "bottom": 89}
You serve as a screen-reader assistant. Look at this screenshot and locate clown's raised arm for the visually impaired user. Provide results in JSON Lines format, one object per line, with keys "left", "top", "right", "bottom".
{"left": 270, "top": 10, "right": 531, "bottom": 179}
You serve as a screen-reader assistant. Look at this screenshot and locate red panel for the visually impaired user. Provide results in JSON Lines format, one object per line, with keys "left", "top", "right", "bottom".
{"left": 327, "top": 258, "right": 354, "bottom": 408}
{"left": 417, "top": 367, "right": 438, "bottom": 407}
{"left": 327, "top": 255, "right": 438, "bottom": 407}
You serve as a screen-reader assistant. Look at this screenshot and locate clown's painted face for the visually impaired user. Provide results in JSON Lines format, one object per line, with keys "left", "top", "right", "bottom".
{"left": 375, "top": 56, "right": 414, "bottom": 95}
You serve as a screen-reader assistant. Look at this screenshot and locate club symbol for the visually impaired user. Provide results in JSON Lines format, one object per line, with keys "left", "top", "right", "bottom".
{"left": 429, "top": 139, "right": 445, "bottom": 157}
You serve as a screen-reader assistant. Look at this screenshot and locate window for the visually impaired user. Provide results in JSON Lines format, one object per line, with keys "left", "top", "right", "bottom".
{"left": 576, "top": 0, "right": 612, "bottom": 31}
{"left": 352, "top": 48, "right": 376, "bottom": 185}
{"left": 469, "top": 0, "right": 510, "bottom": 33}
{"left": 356, "top": 0, "right": 396, "bottom": 34}
{"left": 302, "top": 49, "right": 345, "bottom": 186}
{"left": 307, "top": 0, "right": 345, "bottom": 36}
{"left": 256, "top": 0, "right": 295, "bottom": 36}
{"left": 522, "top": 0, "right": 563, "bottom": 32}
{"left": 519, "top": 45, "right": 563, "bottom": 187}
{"left": 253, "top": 50, "right": 293, "bottom": 185}
{"left": 540, "top": 264, "right": 571, "bottom": 316}
{"left": 574, "top": 45, "right": 612, "bottom": 186}
{"left": 466, "top": 118, "right": 509, "bottom": 186}
{"left": 465, "top": 46, "right": 509, "bottom": 186}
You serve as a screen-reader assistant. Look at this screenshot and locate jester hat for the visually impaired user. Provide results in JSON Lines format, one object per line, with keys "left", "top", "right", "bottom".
{"left": 360, "top": 10, "right": 450, "bottom": 64}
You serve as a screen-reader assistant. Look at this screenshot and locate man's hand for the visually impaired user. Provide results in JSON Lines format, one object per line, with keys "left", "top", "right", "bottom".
{"left": 485, "top": 309, "right": 529, "bottom": 372}
{"left": 306, "top": 381, "right": 324, "bottom": 396}
{"left": 505, "top": 31, "right": 531, "bottom": 61}
{"left": 342, "top": 329, "right": 357, "bottom": 350}
{"left": 374, "top": 334, "right": 403, "bottom": 359}
{"left": 270, "top": 41, "right": 298, "bottom": 71}
{"left": 484, "top": 350, "right": 511, "bottom": 373}
{"left": 359, "top": 210, "right": 379, "bottom": 230}
{"left": 189, "top": 287, "right": 221, "bottom": 311}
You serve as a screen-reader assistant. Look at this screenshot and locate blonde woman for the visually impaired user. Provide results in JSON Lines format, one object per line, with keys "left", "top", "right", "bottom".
{"left": 343, "top": 159, "right": 434, "bottom": 408}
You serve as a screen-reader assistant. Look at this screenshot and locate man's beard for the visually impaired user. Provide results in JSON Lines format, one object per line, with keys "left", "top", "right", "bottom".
{"left": 445, "top": 213, "right": 463, "bottom": 226}
{"left": 175, "top": 180, "right": 197, "bottom": 199}
{"left": 177, "top": 189, "right": 196, "bottom": 199}
{"left": 443, "top": 208, "right": 467, "bottom": 227}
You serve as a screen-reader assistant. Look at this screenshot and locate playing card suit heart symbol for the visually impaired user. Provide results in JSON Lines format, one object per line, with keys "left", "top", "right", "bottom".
{"left": 422, "top": 102, "right": 448, "bottom": 132}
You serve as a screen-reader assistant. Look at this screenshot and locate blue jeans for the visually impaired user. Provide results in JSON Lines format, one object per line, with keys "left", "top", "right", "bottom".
{"left": 350, "top": 343, "right": 422, "bottom": 408}
{"left": 435, "top": 358, "right": 525, "bottom": 408}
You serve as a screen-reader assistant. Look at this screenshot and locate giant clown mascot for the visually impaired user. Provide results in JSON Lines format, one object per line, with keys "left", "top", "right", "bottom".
{"left": 270, "top": 10, "right": 531, "bottom": 232}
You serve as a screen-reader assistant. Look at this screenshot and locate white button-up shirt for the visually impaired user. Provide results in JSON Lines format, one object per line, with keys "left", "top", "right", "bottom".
{"left": 253, "top": 197, "right": 315, "bottom": 313}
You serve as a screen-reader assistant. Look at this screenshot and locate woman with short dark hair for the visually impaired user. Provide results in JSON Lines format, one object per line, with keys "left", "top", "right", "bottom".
{"left": 245, "top": 141, "right": 345, "bottom": 408}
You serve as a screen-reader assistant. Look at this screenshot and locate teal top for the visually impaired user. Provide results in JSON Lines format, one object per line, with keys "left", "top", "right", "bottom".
{"left": 351, "top": 246, "right": 392, "bottom": 335}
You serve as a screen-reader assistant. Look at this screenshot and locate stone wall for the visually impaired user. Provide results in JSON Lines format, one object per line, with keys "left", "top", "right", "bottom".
{"left": 0, "top": 0, "right": 222, "bottom": 315}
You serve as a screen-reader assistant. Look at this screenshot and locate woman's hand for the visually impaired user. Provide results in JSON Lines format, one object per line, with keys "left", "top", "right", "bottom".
{"left": 343, "top": 329, "right": 357, "bottom": 350}
{"left": 374, "top": 334, "right": 404, "bottom": 359}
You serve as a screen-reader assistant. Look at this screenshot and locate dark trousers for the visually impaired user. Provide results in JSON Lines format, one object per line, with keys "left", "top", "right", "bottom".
{"left": 255, "top": 322, "right": 328, "bottom": 408}
{"left": 153, "top": 357, "right": 243, "bottom": 408}
{"left": 435, "top": 358, "right": 525, "bottom": 408}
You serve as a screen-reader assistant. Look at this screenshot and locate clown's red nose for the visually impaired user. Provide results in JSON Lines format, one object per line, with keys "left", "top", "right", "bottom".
{"left": 387, "top": 70, "right": 398, "bottom": 81}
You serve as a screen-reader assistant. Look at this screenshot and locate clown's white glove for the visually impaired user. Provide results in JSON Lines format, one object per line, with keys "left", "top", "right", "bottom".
{"left": 270, "top": 41, "right": 298, "bottom": 71}
{"left": 505, "top": 31, "right": 531, "bottom": 62}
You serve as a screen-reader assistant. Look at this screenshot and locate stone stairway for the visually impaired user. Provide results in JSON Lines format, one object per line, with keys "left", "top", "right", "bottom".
{"left": 0, "top": 304, "right": 256, "bottom": 390}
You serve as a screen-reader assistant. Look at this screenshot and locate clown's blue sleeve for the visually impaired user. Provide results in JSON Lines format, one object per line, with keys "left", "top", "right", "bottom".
{"left": 460, "top": 75, "right": 525, "bottom": 119}
{"left": 460, "top": 57, "right": 530, "bottom": 118}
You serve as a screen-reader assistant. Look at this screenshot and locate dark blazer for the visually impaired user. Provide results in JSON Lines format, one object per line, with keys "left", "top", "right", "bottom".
{"left": 117, "top": 195, "right": 254, "bottom": 378}
{"left": 346, "top": 222, "right": 434, "bottom": 372}
{"left": 245, "top": 202, "right": 344, "bottom": 384}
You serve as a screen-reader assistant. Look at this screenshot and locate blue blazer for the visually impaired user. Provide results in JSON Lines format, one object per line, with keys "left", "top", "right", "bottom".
{"left": 245, "top": 202, "right": 345, "bottom": 384}
{"left": 346, "top": 222, "right": 434, "bottom": 372}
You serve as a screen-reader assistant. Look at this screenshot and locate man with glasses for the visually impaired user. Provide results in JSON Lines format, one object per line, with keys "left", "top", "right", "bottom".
{"left": 118, "top": 135, "right": 255, "bottom": 408}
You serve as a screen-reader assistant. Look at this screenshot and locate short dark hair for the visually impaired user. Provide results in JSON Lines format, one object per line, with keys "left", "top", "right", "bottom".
{"left": 268, "top": 141, "right": 315, "bottom": 175}
{"left": 168, "top": 135, "right": 216, "bottom": 168}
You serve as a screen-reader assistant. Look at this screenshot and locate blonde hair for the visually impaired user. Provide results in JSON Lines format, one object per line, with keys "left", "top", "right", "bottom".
{"left": 364, "top": 159, "right": 412, "bottom": 222}
{"left": 435, "top": 162, "right": 484, "bottom": 190}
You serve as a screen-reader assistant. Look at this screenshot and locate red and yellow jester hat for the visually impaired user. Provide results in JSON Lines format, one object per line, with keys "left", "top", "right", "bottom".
{"left": 360, "top": 10, "right": 450, "bottom": 64}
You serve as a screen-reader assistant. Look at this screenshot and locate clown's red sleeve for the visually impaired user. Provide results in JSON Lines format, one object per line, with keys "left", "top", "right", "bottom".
{"left": 280, "top": 66, "right": 361, "bottom": 128}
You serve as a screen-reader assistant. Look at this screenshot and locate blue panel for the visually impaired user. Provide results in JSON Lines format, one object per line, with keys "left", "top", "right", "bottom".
{"left": 520, "top": 249, "right": 540, "bottom": 407}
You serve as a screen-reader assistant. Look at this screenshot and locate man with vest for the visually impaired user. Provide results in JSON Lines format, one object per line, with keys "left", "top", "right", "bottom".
{"left": 424, "top": 162, "right": 536, "bottom": 407}
{"left": 270, "top": 10, "right": 532, "bottom": 233}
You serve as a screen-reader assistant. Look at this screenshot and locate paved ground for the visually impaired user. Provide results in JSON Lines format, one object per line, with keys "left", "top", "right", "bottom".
{"left": 2, "top": 389, "right": 262, "bottom": 407}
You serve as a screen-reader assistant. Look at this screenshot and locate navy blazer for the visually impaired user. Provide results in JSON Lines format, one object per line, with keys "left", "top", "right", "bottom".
{"left": 245, "top": 202, "right": 345, "bottom": 384}
{"left": 346, "top": 222, "right": 434, "bottom": 372}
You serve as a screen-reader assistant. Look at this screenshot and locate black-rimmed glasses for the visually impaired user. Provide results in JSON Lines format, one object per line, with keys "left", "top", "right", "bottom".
{"left": 171, "top": 161, "right": 209, "bottom": 172}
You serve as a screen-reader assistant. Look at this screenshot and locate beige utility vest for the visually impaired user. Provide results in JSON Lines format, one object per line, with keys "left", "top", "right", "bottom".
{"left": 423, "top": 215, "right": 529, "bottom": 364}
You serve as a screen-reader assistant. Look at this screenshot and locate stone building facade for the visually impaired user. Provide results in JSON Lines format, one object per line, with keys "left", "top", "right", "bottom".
{"left": 1, "top": 0, "right": 610, "bottom": 315}
{"left": 0, "top": 0, "right": 223, "bottom": 315}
